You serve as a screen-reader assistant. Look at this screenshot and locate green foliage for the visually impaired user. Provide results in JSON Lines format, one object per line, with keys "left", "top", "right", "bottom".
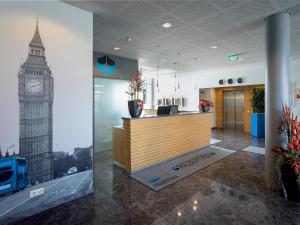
{"left": 251, "top": 88, "right": 265, "bottom": 113}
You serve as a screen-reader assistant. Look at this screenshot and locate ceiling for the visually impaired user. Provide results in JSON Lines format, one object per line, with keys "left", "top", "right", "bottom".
{"left": 66, "top": 0, "right": 300, "bottom": 73}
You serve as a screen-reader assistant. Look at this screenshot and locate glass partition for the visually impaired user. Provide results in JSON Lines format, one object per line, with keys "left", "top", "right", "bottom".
{"left": 94, "top": 78, "right": 129, "bottom": 152}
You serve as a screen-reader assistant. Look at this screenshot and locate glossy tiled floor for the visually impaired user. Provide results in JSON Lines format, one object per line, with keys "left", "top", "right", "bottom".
{"left": 11, "top": 129, "right": 300, "bottom": 225}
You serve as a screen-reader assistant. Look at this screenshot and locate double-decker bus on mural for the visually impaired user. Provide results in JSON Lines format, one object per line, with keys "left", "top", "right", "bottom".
{"left": 0, "top": 157, "right": 28, "bottom": 196}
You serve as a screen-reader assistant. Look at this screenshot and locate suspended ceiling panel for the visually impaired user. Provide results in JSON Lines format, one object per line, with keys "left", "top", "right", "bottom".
{"left": 66, "top": 0, "right": 300, "bottom": 72}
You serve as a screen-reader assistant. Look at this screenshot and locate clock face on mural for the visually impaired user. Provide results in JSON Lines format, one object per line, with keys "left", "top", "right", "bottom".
{"left": 25, "top": 79, "right": 43, "bottom": 94}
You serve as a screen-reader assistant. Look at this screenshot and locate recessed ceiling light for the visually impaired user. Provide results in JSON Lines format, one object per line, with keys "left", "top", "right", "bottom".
{"left": 162, "top": 22, "right": 172, "bottom": 29}
{"left": 127, "top": 37, "right": 132, "bottom": 42}
{"left": 238, "top": 58, "right": 244, "bottom": 61}
{"left": 113, "top": 46, "right": 120, "bottom": 51}
{"left": 160, "top": 59, "right": 167, "bottom": 62}
{"left": 210, "top": 45, "right": 218, "bottom": 49}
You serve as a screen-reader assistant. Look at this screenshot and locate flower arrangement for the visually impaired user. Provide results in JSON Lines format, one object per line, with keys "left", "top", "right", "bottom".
{"left": 272, "top": 105, "right": 300, "bottom": 176}
{"left": 200, "top": 99, "right": 214, "bottom": 108}
{"left": 126, "top": 70, "right": 145, "bottom": 118}
{"left": 125, "top": 70, "right": 145, "bottom": 101}
{"left": 199, "top": 99, "right": 213, "bottom": 113}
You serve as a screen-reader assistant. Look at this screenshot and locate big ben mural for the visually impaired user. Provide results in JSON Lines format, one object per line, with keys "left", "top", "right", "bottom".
{"left": 18, "top": 20, "right": 54, "bottom": 185}
{"left": 0, "top": 2, "right": 93, "bottom": 223}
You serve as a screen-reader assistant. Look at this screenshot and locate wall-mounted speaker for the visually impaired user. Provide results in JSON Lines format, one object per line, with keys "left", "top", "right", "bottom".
{"left": 227, "top": 78, "right": 234, "bottom": 84}
{"left": 237, "top": 77, "right": 243, "bottom": 83}
{"left": 218, "top": 79, "right": 224, "bottom": 85}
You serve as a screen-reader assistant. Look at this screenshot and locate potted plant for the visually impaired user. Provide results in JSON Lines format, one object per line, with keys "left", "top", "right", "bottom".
{"left": 272, "top": 105, "right": 300, "bottom": 202}
{"left": 250, "top": 88, "right": 265, "bottom": 137}
{"left": 199, "top": 99, "right": 213, "bottom": 113}
{"left": 126, "top": 70, "right": 145, "bottom": 118}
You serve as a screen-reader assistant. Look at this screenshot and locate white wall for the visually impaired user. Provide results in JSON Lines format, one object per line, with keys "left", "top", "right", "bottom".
{"left": 144, "top": 60, "right": 300, "bottom": 117}
{"left": 0, "top": 1, "right": 93, "bottom": 154}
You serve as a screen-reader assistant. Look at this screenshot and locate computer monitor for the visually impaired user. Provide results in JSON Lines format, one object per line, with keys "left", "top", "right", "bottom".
{"left": 157, "top": 105, "right": 178, "bottom": 115}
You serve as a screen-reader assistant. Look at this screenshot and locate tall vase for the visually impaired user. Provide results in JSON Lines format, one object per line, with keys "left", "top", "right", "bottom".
{"left": 128, "top": 100, "right": 143, "bottom": 118}
{"left": 281, "top": 162, "right": 300, "bottom": 203}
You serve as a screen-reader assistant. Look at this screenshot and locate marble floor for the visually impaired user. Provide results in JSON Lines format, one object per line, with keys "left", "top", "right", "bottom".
{"left": 10, "top": 129, "right": 300, "bottom": 225}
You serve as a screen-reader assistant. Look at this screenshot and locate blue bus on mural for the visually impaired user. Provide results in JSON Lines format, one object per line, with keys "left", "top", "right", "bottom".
{"left": 0, "top": 157, "right": 28, "bottom": 196}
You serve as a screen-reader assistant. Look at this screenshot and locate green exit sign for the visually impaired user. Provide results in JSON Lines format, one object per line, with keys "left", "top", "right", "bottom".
{"left": 229, "top": 54, "right": 238, "bottom": 61}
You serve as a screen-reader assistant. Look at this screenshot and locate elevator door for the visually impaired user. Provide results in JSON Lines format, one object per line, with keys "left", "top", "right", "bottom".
{"left": 223, "top": 91, "right": 244, "bottom": 130}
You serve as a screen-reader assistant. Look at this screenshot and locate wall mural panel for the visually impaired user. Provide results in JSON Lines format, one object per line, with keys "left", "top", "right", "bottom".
{"left": 0, "top": 2, "right": 93, "bottom": 224}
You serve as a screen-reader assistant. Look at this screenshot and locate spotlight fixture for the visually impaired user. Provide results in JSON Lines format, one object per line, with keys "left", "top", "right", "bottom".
{"left": 113, "top": 46, "right": 120, "bottom": 51}
{"left": 177, "top": 211, "right": 182, "bottom": 217}
{"left": 210, "top": 45, "right": 218, "bottom": 49}
{"left": 162, "top": 22, "right": 172, "bottom": 29}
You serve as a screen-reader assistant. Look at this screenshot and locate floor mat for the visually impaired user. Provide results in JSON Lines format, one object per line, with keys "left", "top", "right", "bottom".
{"left": 242, "top": 146, "right": 265, "bottom": 155}
{"left": 130, "top": 146, "right": 235, "bottom": 191}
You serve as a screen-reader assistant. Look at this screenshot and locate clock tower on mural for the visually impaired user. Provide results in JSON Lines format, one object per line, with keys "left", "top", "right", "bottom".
{"left": 18, "top": 20, "right": 54, "bottom": 185}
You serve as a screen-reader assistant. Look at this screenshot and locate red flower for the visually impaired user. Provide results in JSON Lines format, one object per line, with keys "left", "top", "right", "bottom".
{"left": 288, "top": 142, "right": 295, "bottom": 150}
{"left": 292, "top": 159, "right": 299, "bottom": 174}
{"left": 297, "top": 144, "right": 300, "bottom": 152}
{"left": 138, "top": 101, "right": 144, "bottom": 109}
{"left": 200, "top": 99, "right": 214, "bottom": 108}
{"left": 293, "top": 136, "right": 299, "bottom": 146}
{"left": 294, "top": 116, "right": 299, "bottom": 128}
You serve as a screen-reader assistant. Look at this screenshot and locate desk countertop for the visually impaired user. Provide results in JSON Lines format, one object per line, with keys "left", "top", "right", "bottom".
{"left": 122, "top": 111, "right": 212, "bottom": 120}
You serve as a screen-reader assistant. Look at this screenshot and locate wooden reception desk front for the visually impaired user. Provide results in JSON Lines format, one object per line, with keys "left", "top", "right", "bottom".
{"left": 112, "top": 112, "right": 211, "bottom": 173}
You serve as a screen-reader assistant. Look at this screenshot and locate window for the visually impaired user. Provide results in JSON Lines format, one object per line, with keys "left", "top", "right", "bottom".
{"left": 0, "top": 170, "right": 13, "bottom": 182}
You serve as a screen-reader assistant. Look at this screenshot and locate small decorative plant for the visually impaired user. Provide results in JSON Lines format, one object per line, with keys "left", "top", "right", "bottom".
{"left": 126, "top": 70, "right": 145, "bottom": 101}
{"left": 199, "top": 99, "right": 213, "bottom": 112}
{"left": 250, "top": 88, "right": 265, "bottom": 113}
{"left": 272, "top": 105, "right": 300, "bottom": 201}
{"left": 126, "top": 70, "right": 145, "bottom": 118}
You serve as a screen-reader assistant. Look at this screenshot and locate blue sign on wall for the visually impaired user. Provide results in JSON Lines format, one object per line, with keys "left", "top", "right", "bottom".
{"left": 96, "top": 55, "right": 116, "bottom": 75}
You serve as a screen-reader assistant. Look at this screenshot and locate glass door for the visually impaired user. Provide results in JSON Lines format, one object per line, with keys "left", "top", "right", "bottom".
{"left": 94, "top": 78, "right": 129, "bottom": 152}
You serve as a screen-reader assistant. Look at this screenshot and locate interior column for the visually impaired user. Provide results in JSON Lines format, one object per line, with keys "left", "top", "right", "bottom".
{"left": 265, "top": 12, "right": 291, "bottom": 190}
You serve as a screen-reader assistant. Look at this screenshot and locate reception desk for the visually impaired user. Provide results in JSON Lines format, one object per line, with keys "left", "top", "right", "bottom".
{"left": 112, "top": 112, "right": 211, "bottom": 173}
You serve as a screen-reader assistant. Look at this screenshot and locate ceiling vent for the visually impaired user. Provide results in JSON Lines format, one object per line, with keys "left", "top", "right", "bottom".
{"left": 237, "top": 77, "right": 243, "bottom": 83}
{"left": 219, "top": 79, "right": 225, "bottom": 85}
{"left": 227, "top": 78, "right": 234, "bottom": 84}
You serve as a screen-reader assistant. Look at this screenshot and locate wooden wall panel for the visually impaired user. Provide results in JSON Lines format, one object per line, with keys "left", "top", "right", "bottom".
{"left": 215, "top": 89, "right": 224, "bottom": 128}
{"left": 115, "top": 113, "right": 211, "bottom": 173}
{"left": 243, "top": 88, "right": 253, "bottom": 133}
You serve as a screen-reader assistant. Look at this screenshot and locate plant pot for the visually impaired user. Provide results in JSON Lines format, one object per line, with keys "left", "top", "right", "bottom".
{"left": 251, "top": 112, "right": 265, "bottom": 138}
{"left": 281, "top": 163, "right": 300, "bottom": 203}
{"left": 201, "top": 105, "right": 210, "bottom": 113}
{"left": 128, "top": 100, "right": 143, "bottom": 118}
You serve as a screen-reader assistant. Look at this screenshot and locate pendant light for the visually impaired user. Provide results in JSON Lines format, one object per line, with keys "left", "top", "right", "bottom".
{"left": 177, "top": 62, "right": 181, "bottom": 89}
{"left": 174, "top": 62, "right": 177, "bottom": 92}
{"left": 174, "top": 74, "right": 177, "bottom": 92}
{"left": 156, "top": 65, "right": 160, "bottom": 92}
{"left": 155, "top": 45, "right": 160, "bottom": 93}
{"left": 194, "top": 57, "right": 197, "bottom": 91}
{"left": 176, "top": 53, "right": 181, "bottom": 90}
